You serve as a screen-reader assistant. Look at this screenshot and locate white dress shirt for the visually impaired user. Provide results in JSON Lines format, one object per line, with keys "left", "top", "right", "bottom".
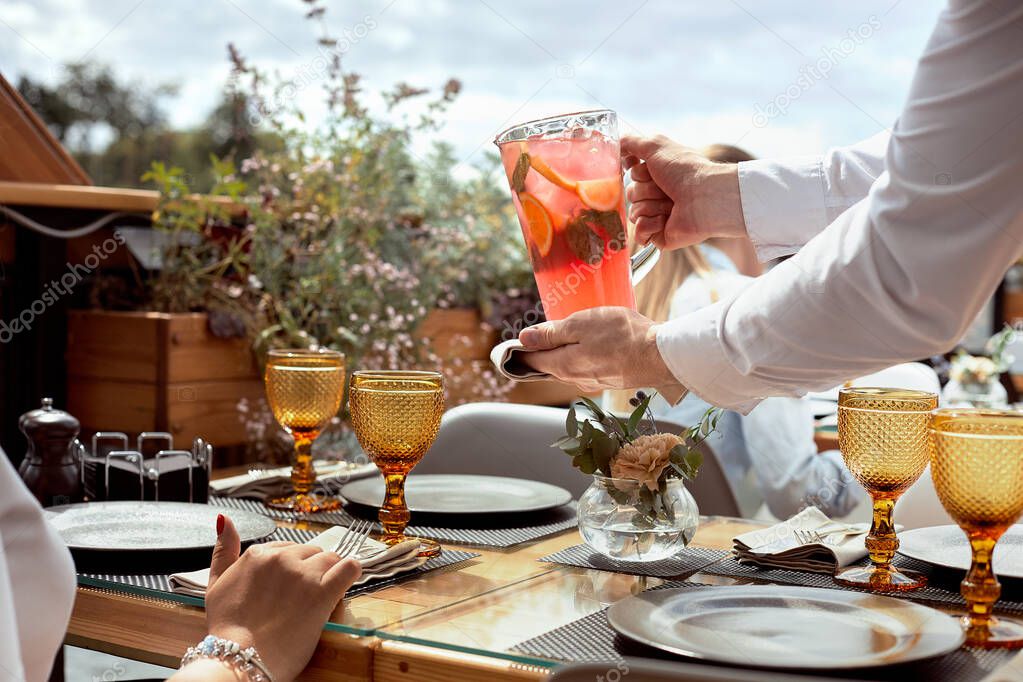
{"left": 651, "top": 248, "right": 864, "bottom": 519}
{"left": 0, "top": 451, "right": 76, "bottom": 681}
{"left": 656, "top": 1, "right": 1023, "bottom": 412}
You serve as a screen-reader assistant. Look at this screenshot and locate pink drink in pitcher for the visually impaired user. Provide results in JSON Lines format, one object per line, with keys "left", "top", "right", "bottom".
{"left": 495, "top": 110, "right": 634, "bottom": 321}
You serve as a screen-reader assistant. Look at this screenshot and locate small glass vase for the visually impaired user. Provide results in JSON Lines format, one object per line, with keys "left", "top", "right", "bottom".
{"left": 577, "top": 474, "right": 699, "bottom": 563}
{"left": 941, "top": 379, "right": 1008, "bottom": 409}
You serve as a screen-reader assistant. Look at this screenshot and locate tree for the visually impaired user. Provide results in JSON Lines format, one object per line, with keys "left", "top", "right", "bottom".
{"left": 17, "top": 61, "right": 279, "bottom": 191}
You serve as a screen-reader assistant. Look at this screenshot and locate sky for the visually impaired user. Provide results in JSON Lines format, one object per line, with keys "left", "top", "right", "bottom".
{"left": 1, "top": 0, "right": 947, "bottom": 172}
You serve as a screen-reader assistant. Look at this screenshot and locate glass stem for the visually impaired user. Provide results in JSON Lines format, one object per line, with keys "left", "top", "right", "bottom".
{"left": 865, "top": 497, "right": 898, "bottom": 568}
{"left": 291, "top": 437, "right": 315, "bottom": 494}
{"left": 379, "top": 472, "right": 410, "bottom": 543}
{"left": 964, "top": 535, "right": 1001, "bottom": 632}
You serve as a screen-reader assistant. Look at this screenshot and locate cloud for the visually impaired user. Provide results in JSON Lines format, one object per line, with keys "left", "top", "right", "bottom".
{"left": 0, "top": 0, "right": 945, "bottom": 163}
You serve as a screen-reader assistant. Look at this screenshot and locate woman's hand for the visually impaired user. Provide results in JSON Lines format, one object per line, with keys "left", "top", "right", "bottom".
{"left": 518, "top": 307, "right": 682, "bottom": 396}
{"left": 622, "top": 134, "right": 746, "bottom": 249}
{"left": 176, "top": 515, "right": 361, "bottom": 682}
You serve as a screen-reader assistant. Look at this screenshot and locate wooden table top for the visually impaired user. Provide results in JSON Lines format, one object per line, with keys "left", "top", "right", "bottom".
{"left": 65, "top": 506, "right": 764, "bottom": 681}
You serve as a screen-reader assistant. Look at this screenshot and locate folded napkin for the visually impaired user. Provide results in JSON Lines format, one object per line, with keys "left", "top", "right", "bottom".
{"left": 209, "top": 460, "right": 378, "bottom": 500}
{"left": 169, "top": 525, "right": 424, "bottom": 596}
{"left": 733, "top": 507, "right": 871, "bottom": 573}
{"left": 490, "top": 338, "right": 688, "bottom": 404}
{"left": 490, "top": 339, "right": 550, "bottom": 383}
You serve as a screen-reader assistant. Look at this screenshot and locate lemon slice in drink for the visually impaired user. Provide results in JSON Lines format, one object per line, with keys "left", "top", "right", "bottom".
{"left": 518, "top": 192, "right": 554, "bottom": 257}
{"left": 576, "top": 177, "right": 622, "bottom": 212}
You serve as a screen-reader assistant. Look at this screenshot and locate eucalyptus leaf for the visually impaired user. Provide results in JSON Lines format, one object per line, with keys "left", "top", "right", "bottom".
{"left": 627, "top": 394, "right": 652, "bottom": 434}
{"left": 572, "top": 451, "right": 597, "bottom": 475}
{"left": 552, "top": 435, "right": 579, "bottom": 449}
{"left": 577, "top": 396, "right": 607, "bottom": 422}
{"left": 566, "top": 404, "right": 578, "bottom": 438}
{"left": 590, "top": 430, "right": 619, "bottom": 476}
{"left": 631, "top": 511, "right": 656, "bottom": 530}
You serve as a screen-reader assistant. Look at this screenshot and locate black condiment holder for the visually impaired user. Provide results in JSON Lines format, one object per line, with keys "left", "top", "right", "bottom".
{"left": 81, "top": 432, "right": 213, "bottom": 503}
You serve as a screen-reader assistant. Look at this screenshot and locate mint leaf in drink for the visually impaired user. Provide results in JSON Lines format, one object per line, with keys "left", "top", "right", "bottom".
{"left": 512, "top": 152, "right": 530, "bottom": 193}
{"left": 565, "top": 217, "right": 604, "bottom": 265}
{"left": 579, "top": 209, "right": 626, "bottom": 247}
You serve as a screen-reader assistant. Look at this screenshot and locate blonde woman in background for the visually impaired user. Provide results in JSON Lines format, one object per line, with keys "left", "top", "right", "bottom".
{"left": 607, "top": 145, "right": 866, "bottom": 521}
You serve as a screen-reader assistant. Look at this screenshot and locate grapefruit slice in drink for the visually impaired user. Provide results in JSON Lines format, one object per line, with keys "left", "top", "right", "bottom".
{"left": 576, "top": 177, "right": 622, "bottom": 211}
{"left": 518, "top": 192, "right": 554, "bottom": 257}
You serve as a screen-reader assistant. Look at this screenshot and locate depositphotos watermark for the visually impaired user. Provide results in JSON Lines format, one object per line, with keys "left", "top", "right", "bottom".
{"left": 500, "top": 235, "right": 628, "bottom": 341}
{"left": 752, "top": 15, "right": 882, "bottom": 128}
{"left": 0, "top": 230, "right": 125, "bottom": 343}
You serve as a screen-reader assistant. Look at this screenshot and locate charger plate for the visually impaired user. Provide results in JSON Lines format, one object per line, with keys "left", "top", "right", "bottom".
{"left": 899, "top": 524, "right": 1023, "bottom": 580}
{"left": 341, "top": 474, "right": 572, "bottom": 514}
{"left": 47, "top": 501, "right": 276, "bottom": 552}
{"left": 607, "top": 584, "right": 964, "bottom": 670}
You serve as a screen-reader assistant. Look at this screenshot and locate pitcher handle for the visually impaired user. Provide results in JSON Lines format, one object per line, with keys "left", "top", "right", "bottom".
{"left": 630, "top": 243, "right": 660, "bottom": 284}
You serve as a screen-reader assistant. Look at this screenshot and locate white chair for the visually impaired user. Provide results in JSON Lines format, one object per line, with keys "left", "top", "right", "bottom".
{"left": 418, "top": 402, "right": 587, "bottom": 496}
{"left": 417, "top": 402, "right": 741, "bottom": 515}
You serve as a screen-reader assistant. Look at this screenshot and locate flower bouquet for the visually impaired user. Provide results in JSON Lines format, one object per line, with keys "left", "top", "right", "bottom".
{"left": 554, "top": 393, "right": 720, "bottom": 562}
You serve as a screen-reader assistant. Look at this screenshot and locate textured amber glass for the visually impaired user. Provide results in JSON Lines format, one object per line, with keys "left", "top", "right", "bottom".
{"left": 349, "top": 370, "right": 444, "bottom": 555}
{"left": 834, "top": 387, "right": 937, "bottom": 592}
{"left": 265, "top": 349, "right": 345, "bottom": 512}
{"left": 932, "top": 408, "right": 1023, "bottom": 649}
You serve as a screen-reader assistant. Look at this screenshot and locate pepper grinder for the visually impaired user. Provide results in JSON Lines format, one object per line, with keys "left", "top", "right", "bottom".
{"left": 18, "top": 397, "right": 84, "bottom": 507}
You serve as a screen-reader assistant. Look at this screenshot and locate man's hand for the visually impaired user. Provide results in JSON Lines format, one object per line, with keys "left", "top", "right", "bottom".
{"left": 518, "top": 307, "right": 681, "bottom": 394}
{"left": 622, "top": 134, "right": 746, "bottom": 249}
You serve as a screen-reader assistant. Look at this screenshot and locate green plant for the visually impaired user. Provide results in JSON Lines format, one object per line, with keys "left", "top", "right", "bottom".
{"left": 141, "top": 0, "right": 535, "bottom": 388}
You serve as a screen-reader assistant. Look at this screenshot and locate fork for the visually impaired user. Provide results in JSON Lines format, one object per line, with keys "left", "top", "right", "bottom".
{"left": 332, "top": 519, "right": 373, "bottom": 559}
{"left": 794, "top": 529, "right": 826, "bottom": 545}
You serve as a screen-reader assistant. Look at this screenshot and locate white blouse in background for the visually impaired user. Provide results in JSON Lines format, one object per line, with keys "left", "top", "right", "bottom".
{"left": 0, "top": 451, "right": 76, "bottom": 681}
{"left": 657, "top": 1, "right": 1023, "bottom": 412}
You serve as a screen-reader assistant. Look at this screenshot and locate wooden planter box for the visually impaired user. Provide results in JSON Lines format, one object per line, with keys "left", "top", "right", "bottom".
{"left": 66, "top": 311, "right": 263, "bottom": 447}
{"left": 66, "top": 308, "right": 582, "bottom": 449}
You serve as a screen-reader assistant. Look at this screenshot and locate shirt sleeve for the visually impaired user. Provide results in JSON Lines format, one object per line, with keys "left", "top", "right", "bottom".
{"left": 658, "top": 1, "right": 1023, "bottom": 412}
{"left": 739, "top": 132, "right": 889, "bottom": 261}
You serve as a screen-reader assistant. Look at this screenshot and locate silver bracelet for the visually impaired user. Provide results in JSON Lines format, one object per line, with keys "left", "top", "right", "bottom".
{"left": 181, "top": 635, "right": 275, "bottom": 682}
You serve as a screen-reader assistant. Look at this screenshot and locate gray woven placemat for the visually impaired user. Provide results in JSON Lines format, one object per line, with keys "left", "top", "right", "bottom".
{"left": 540, "top": 544, "right": 1023, "bottom": 615}
{"left": 78, "top": 526, "right": 479, "bottom": 598}
{"left": 540, "top": 544, "right": 725, "bottom": 578}
{"left": 211, "top": 495, "right": 577, "bottom": 548}
{"left": 511, "top": 584, "right": 1016, "bottom": 681}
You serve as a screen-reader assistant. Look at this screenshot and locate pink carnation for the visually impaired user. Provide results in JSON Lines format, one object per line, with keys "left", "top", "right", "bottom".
{"left": 610, "top": 433, "right": 681, "bottom": 491}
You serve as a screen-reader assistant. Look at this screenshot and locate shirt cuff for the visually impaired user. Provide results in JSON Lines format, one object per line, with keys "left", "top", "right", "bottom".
{"left": 654, "top": 302, "right": 763, "bottom": 415}
{"left": 737, "top": 157, "right": 827, "bottom": 262}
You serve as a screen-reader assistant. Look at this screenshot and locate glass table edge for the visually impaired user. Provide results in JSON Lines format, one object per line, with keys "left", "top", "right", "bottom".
{"left": 374, "top": 630, "right": 559, "bottom": 669}
{"left": 75, "top": 575, "right": 378, "bottom": 637}
{"left": 75, "top": 516, "right": 756, "bottom": 669}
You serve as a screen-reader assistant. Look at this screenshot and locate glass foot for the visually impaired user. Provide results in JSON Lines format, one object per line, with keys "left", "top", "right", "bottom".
{"left": 833, "top": 565, "right": 927, "bottom": 592}
{"left": 964, "top": 616, "right": 1023, "bottom": 649}
{"left": 266, "top": 492, "right": 341, "bottom": 514}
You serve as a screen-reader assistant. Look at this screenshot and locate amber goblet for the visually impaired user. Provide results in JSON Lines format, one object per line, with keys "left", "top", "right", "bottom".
{"left": 833, "top": 387, "right": 937, "bottom": 592}
{"left": 348, "top": 370, "right": 444, "bottom": 557}
{"left": 931, "top": 408, "right": 1023, "bottom": 649}
{"left": 264, "top": 349, "right": 346, "bottom": 513}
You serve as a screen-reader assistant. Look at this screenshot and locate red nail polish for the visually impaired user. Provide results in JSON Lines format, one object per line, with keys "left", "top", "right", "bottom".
{"left": 216, "top": 514, "right": 225, "bottom": 536}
